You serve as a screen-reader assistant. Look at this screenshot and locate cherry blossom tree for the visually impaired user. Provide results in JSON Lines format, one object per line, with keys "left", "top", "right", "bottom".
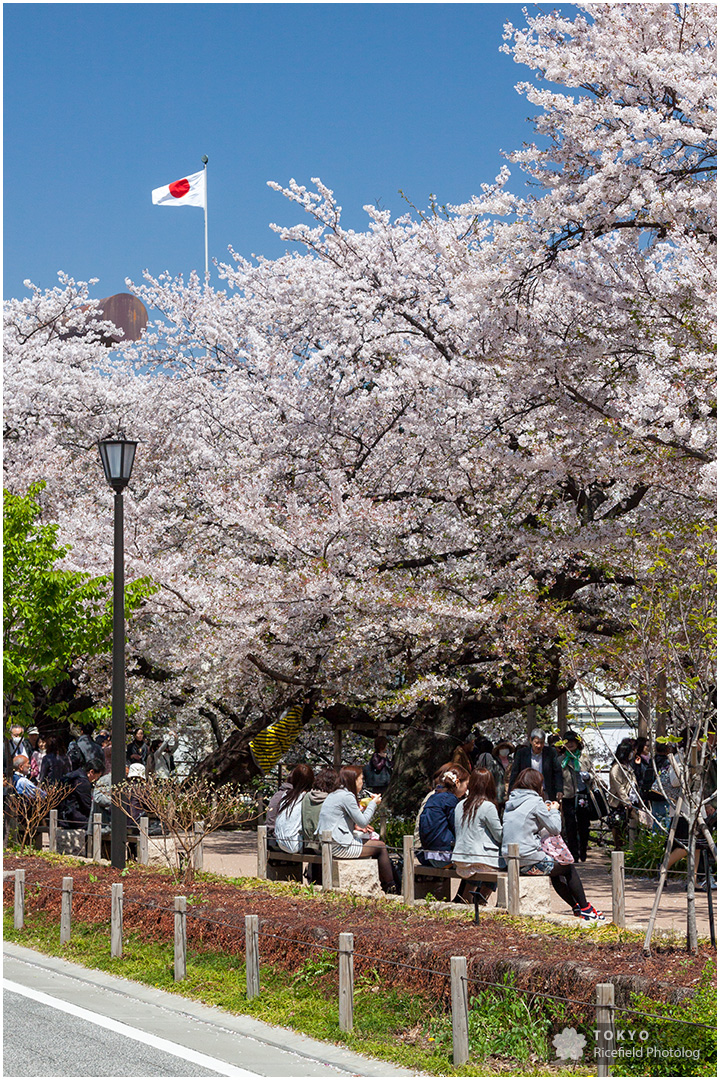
{"left": 3, "top": 5, "right": 715, "bottom": 806}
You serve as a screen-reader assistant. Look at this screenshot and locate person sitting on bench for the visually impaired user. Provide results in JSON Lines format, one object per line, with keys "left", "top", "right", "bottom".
{"left": 453, "top": 767, "right": 502, "bottom": 905}
{"left": 502, "top": 769, "right": 605, "bottom": 922}
{"left": 274, "top": 764, "right": 314, "bottom": 854}
{"left": 316, "top": 765, "right": 396, "bottom": 892}
{"left": 417, "top": 765, "right": 469, "bottom": 868}
{"left": 58, "top": 762, "right": 103, "bottom": 828}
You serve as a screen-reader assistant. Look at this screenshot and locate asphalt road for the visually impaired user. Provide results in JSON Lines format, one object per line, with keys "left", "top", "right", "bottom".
{"left": 4, "top": 943, "right": 416, "bottom": 1078}
{"left": 4, "top": 985, "right": 222, "bottom": 1077}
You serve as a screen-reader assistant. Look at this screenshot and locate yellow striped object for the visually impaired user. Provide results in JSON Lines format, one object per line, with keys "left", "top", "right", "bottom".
{"left": 249, "top": 705, "right": 304, "bottom": 774}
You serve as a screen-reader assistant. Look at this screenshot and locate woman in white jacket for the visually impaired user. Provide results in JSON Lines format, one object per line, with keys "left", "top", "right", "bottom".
{"left": 453, "top": 767, "right": 502, "bottom": 904}
{"left": 274, "top": 764, "right": 314, "bottom": 854}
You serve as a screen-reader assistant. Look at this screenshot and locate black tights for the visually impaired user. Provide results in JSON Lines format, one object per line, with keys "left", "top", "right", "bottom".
{"left": 549, "top": 863, "right": 588, "bottom": 909}
{"left": 361, "top": 838, "right": 394, "bottom": 884}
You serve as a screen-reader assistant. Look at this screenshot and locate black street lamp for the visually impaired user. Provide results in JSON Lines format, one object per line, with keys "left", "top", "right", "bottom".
{"left": 98, "top": 434, "right": 137, "bottom": 869}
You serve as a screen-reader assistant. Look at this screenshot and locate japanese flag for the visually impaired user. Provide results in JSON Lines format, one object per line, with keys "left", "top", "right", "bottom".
{"left": 152, "top": 169, "right": 206, "bottom": 208}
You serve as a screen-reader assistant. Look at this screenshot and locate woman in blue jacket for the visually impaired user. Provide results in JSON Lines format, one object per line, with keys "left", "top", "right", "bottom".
{"left": 418, "top": 765, "right": 469, "bottom": 867}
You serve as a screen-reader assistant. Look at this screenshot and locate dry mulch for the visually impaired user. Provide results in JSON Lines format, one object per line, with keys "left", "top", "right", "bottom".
{"left": 4, "top": 855, "right": 714, "bottom": 1014}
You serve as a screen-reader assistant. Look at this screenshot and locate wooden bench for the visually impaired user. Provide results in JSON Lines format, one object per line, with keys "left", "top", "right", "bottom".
{"left": 257, "top": 825, "right": 333, "bottom": 889}
{"left": 400, "top": 836, "right": 511, "bottom": 920}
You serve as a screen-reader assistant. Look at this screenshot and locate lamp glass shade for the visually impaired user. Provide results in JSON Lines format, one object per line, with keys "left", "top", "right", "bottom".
{"left": 99, "top": 437, "right": 137, "bottom": 491}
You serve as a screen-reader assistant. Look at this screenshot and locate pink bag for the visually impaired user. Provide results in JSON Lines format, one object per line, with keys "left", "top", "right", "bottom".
{"left": 540, "top": 833, "right": 574, "bottom": 864}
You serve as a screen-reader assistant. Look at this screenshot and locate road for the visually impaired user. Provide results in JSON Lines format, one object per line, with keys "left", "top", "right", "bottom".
{"left": 4, "top": 943, "right": 415, "bottom": 1078}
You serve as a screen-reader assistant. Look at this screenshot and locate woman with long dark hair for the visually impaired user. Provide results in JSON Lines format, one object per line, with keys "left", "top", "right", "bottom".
{"left": 502, "top": 768, "right": 605, "bottom": 922}
{"left": 316, "top": 765, "right": 396, "bottom": 891}
{"left": 274, "top": 764, "right": 314, "bottom": 854}
{"left": 453, "top": 768, "right": 502, "bottom": 904}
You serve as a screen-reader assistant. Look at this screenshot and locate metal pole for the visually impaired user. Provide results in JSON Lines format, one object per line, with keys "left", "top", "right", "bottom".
{"left": 203, "top": 158, "right": 208, "bottom": 277}
{"left": 111, "top": 490, "right": 127, "bottom": 870}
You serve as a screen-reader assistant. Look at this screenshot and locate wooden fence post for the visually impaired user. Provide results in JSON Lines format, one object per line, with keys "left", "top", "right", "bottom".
{"left": 245, "top": 914, "right": 260, "bottom": 999}
{"left": 338, "top": 932, "right": 354, "bottom": 1032}
{"left": 111, "top": 882, "right": 123, "bottom": 958}
{"left": 139, "top": 817, "right": 149, "bottom": 865}
{"left": 595, "top": 982, "right": 615, "bottom": 1077}
{"left": 14, "top": 869, "right": 25, "bottom": 930}
{"left": 611, "top": 851, "right": 625, "bottom": 928}
{"left": 92, "top": 813, "right": 102, "bottom": 863}
{"left": 256, "top": 793, "right": 265, "bottom": 825}
{"left": 257, "top": 826, "right": 268, "bottom": 880}
{"left": 402, "top": 835, "right": 414, "bottom": 904}
{"left": 192, "top": 822, "right": 204, "bottom": 872}
{"left": 60, "top": 876, "right": 73, "bottom": 944}
{"left": 174, "top": 896, "right": 187, "bottom": 981}
{"left": 48, "top": 809, "right": 58, "bottom": 854}
{"left": 507, "top": 843, "right": 520, "bottom": 916}
{"left": 321, "top": 831, "right": 333, "bottom": 891}
{"left": 450, "top": 956, "right": 470, "bottom": 1066}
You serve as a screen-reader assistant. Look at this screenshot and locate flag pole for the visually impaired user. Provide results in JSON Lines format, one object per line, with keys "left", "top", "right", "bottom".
{"left": 201, "top": 155, "right": 209, "bottom": 278}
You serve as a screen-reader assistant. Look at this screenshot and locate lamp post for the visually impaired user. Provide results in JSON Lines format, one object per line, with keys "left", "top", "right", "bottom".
{"left": 98, "top": 434, "right": 137, "bottom": 870}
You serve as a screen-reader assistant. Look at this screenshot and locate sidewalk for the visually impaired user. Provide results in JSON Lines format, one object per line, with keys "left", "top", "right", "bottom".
{"left": 200, "top": 831, "right": 716, "bottom": 936}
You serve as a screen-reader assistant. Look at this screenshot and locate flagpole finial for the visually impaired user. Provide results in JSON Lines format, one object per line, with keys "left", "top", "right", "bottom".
{"left": 201, "top": 155, "right": 208, "bottom": 165}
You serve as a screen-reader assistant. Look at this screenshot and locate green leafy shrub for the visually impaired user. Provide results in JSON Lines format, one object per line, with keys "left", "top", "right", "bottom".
{"left": 426, "top": 970, "right": 585, "bottom": 1064}
{"left": 384, "top": 815, "right": 416, "bottom": 852}
{"left": 624, "top": 829, "right": 669, "bottom": 875}
{"left": 613, "top": 960, "right": 716, "bottom": 1076}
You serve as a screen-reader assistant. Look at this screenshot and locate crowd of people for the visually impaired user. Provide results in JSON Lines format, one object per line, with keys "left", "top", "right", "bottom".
{"left": 263, "top": 729, "right": 605, "bottom": 918}
{"left": 6, "top": 716, "right": 715, "bottom": 896}
{"left": 3, "top": 721, "right": 178, "bottom": 838}
{"left": 263, "top": 723, "right": 716, "bottom": 911}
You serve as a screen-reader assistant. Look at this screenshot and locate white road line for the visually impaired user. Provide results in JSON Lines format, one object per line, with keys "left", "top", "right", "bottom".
{"left": 3, "top": 978, "right": 259, "bottom": 1078}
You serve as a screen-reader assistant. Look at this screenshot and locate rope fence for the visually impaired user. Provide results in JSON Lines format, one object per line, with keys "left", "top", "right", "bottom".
{"left": 5, "top": 868, "right": 714, "bottom": 1076}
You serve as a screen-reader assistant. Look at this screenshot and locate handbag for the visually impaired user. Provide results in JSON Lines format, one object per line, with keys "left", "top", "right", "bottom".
{"left": 540, "top": 833, "right": 575, "bottom": 864}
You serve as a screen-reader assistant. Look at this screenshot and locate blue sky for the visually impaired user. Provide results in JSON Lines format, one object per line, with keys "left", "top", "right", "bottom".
{"left": 4, "top": 3, "right": 567, "bottom": 299}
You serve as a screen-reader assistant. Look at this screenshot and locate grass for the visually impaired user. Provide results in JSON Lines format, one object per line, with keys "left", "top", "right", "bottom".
{"left": 4, "top": 908, "right": 592, "bottom": 1077}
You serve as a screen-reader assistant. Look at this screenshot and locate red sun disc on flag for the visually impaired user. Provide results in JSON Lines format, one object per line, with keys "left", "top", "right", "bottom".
{"left": 169, "top": 178, "right": 190, "bottom": 199}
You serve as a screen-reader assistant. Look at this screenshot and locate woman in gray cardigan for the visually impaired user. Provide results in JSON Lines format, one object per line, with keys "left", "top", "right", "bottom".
{"left": 502, "top": 769, "right": 605, "bottom": 921}
{"left": 453, "top": 767, "right": 502, "bottom": 904}
{"left": 316, "top": 765, "right": 396, "bottom": 891}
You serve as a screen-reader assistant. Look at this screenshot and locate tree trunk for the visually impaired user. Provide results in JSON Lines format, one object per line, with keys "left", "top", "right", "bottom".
{"left": 383, "top": 700, "right": 467, "bottom": 817}
{"left": 190, "top": 727, "right": 264, "bottom": 787}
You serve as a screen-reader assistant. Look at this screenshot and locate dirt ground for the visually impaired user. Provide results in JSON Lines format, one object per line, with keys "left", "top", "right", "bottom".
{"left": 4, "top": 853, "right": 714, "bottom": 1017}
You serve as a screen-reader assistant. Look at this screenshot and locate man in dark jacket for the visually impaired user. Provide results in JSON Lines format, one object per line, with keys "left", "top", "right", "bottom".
{"left": 508, "top": 729, "right": 563, "bottom": 803}
{"left": 59, "top": 763, "right": 103, "bottom": 827}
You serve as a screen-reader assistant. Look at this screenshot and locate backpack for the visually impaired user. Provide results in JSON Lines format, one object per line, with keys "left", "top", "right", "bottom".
{"left": 364, "top": 755, "right": 392, "bottom": 790}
